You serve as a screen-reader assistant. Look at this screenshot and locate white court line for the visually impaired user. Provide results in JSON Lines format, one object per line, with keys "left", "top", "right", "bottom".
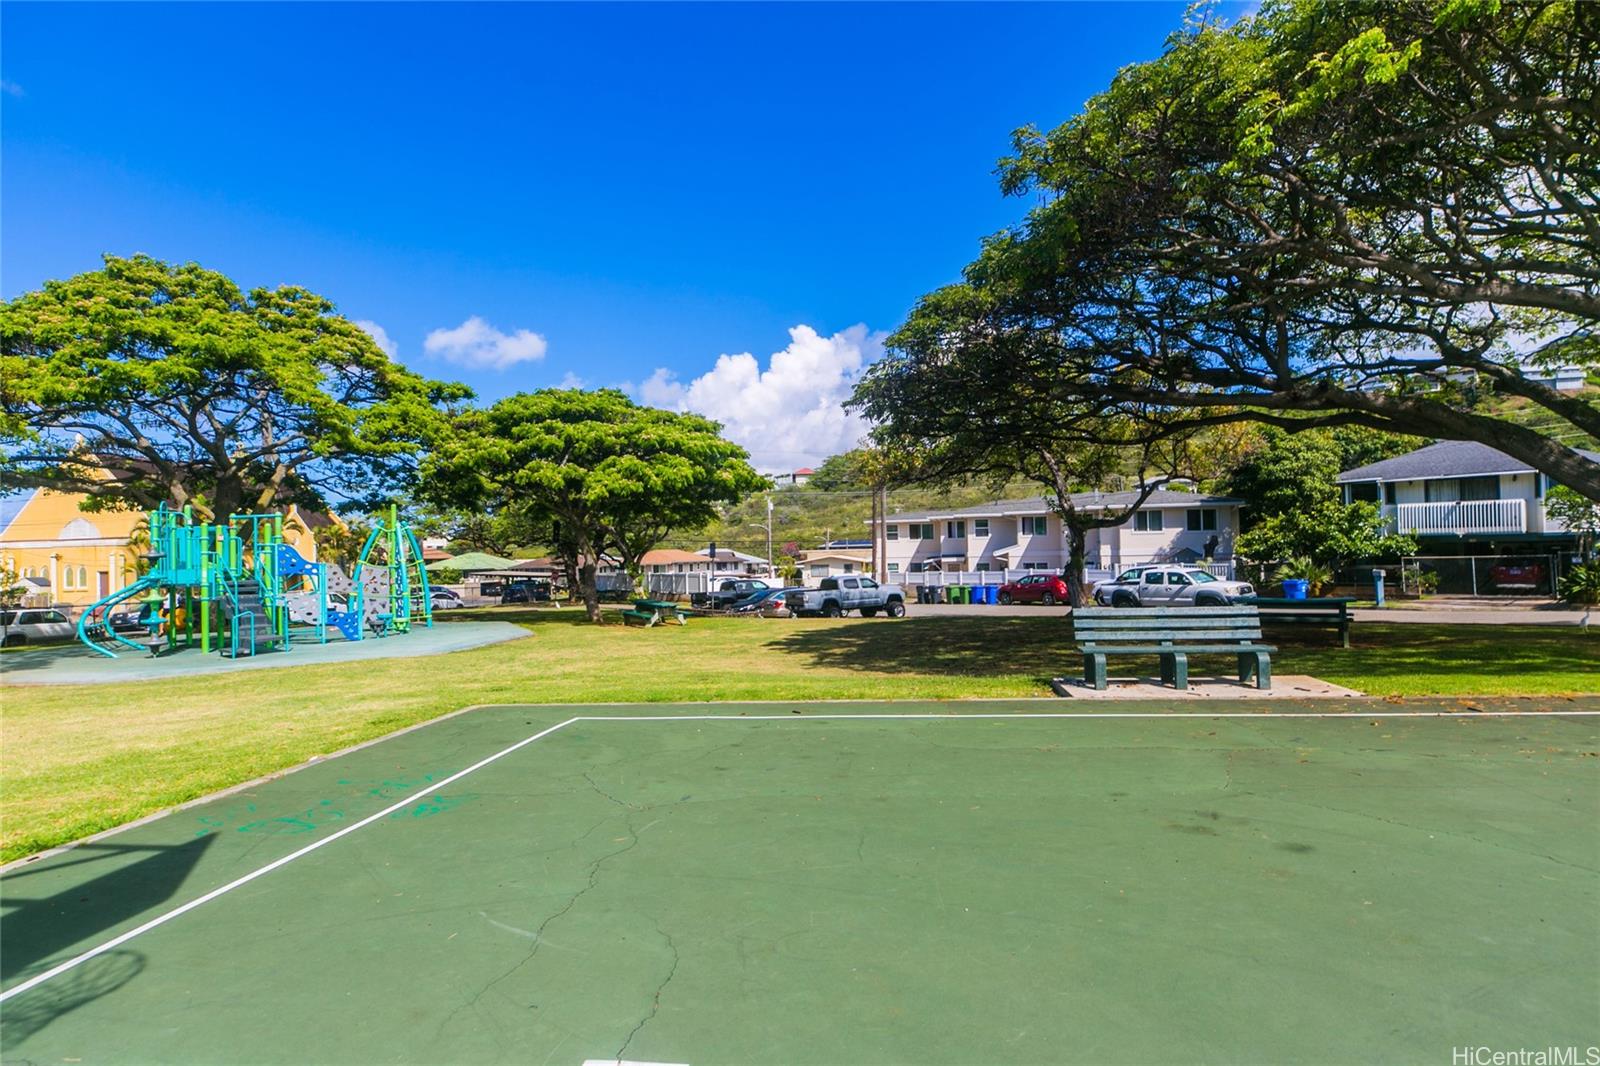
{"left": 0, "top": 716, "right": 582, "bottom": 1005}
{"left": 4, "top": 706, "right": 1596, "bottom": 1003}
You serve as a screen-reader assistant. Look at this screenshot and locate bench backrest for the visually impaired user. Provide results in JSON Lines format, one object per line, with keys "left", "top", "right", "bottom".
{"left": 1072, "top": 606, "right": 1262, "bottom": 645}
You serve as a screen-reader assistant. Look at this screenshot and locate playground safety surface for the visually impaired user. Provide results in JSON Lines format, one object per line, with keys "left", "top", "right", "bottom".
{"left": 2, "top": 699, "right": 1596, "bottom": 1064}
{"left": 0, "top": 620, "right": 530, "bottom": 685}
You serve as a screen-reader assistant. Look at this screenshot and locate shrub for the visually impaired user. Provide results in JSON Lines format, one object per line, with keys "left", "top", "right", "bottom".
{"left": 1558, "top": 561, "right": 1600, "bottom": 606}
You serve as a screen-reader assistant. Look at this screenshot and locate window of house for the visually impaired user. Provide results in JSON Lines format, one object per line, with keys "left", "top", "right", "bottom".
{"left": 886, "top": 524, "right": 899, "bottom": 541}
{"left": 1133, "top": 510, "right": 1163, "bottom": 532}
{"left": 914, "top": 523, "right": 935, "bottom": 540}
{"left": 908, "top": 562, "right": 924, "bottom": 573}
{"left": 946, "top": 520, "right": 966, "bottom": 538}
{"left": 842, "top": 563, "right": 855, "bottom": 573}
{"left": 1458, "top": 475, "right": 1501, "bottom": 501}
{"left": 887, "top": 562, "right": 900, "bottom": 573}
{"left": 810, "top": 564, "right": 828, "bottom": 576}
{"left": 974, "top": 519, "right": 989, "bottom": 536}
{"left": 1347, "top": 482, "right": 1379, "bottom": 503}
{"left": 1022, "top": 561, "right": 1048, "bottom": 571}
{"left": 975, "top": 562, "right": 990, "bottom": 571}
{"left": 1186, "top": 508, "right": 1218, "bottom": 531}
{"left": 1022, "top": 516, "right": 1048, "bottom": 536}
{"left": 1384, "top": 483, "right": 1397, "bottom": 505}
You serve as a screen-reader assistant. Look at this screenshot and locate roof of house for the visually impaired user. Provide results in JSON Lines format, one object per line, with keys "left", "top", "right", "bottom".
{"left": 641, "top": 549, "right": 715, "bottom": 566}
{"left": 421, "top": 547, "right": 454, "bottom": 563}
{"left": 799, "top": 549, "right": 872, "bottom": 563}
{"left": 1336, "top": 440, "right": 1600, "bottom": 483}
{"left": 884, "top": 490, "right": 1244, "bottom": 524}
{"left": 697, "top": 547, "right": 765, "bottom": 562}
{"left": 425, "top": 551, "right": 518, "bottom": 572}
{"left": 0, "top": 493, "right": 32, "bottom": 537}
{"left": 510, "top": 557, "right": 558, "bottom": 570}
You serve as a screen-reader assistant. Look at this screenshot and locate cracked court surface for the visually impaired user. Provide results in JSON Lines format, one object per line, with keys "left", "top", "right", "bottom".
{"left": 2, "top": 700, "right": 1597, "bottom": 1065}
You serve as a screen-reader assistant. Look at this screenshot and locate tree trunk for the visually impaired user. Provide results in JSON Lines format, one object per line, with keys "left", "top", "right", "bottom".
{"left": 1063, "top": 523, "right": 1090, "bottom": 608}
{"left": 577, "top": 561, "right": 601, "bottom": 622}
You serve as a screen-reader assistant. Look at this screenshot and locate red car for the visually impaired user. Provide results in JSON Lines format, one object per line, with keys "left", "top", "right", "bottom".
{"left": 997, "top": 573, "right": 1070, "bottom": 606}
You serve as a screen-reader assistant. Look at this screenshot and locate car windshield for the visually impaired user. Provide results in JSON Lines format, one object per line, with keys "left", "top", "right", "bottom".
{"left": 1189, "top": 570, "right": 1218, "bottom": 583}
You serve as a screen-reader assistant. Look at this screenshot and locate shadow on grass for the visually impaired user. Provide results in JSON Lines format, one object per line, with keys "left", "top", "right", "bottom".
{"left": 765, "top": 616, "right": 1597, "bottom": 688}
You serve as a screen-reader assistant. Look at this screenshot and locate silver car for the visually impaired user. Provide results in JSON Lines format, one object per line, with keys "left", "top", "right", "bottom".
{"left": 1093, "top": 566, "right": 1253, "bottom": 608}
{"left": 0, "top": 607, "right": 77, "bottom": 646}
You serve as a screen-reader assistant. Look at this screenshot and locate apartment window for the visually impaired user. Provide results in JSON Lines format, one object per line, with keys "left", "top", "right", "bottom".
{"left": 810, "top": 564, "right": 828, "bottom": 577}
{"left": 1186, "top": 508, "right": 1218, "bottom": 532}
{"left": 1384, "top": 483, "right": 1397, "bottom": 505}
{"left": 975, "top": 562, "right": 991, "bottom": 572}
{"left": 1346, "top": 482, "right": 1379, "bottom": 503}
{"left": 887, "top": 562, "right": 900, "bottom": 574}
{"left": 946, "top": 520, "right": 966, "bottom": 539}
{"left": 1022, "top": 516, "right": 1048, "bottom": 536}
{"left": 912, "top": 523, "right": 935, "bottom": 540}
{"left": 908, "top": 562, "right": 924, "bottom": 573}
{"left": 1458, "top": 475, "right": 1500, "bottom": 501}
{"left": 842, "top": 563, "right": 855, "bottom": 573}
{"left": 1133, "top": 510, "right": 1163, "bottom": 532}
{"left": 973, "top": 519, "right": 989, "bottom": 537}
{"left": 1021, "top": 561, "right": 1049, "bottom": 571}
{"left": 885, "top": 524, "right": 899, "bottom": 541}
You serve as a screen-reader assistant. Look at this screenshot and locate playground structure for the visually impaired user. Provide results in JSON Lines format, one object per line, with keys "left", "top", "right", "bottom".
{"left": 76, "top": 504, "right": 432, "bottom": 659}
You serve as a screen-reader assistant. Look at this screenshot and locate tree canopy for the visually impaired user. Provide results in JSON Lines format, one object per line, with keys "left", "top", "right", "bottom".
{"left": 0, "top": 255, "right": 469, "bottom": 519}
{"left": 890, "top": 0, "right": 1600, "bottom": 499}
{"left": 422, "top": 389, "right": 765, "bottom": 620}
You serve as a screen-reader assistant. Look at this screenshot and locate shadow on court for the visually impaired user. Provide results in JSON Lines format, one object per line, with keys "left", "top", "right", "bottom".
{"left": 1, "top": 835, "right": 213, "bottom": 983}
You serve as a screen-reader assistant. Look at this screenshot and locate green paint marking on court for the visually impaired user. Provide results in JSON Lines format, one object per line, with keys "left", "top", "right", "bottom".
{"left": 2, "top": 701, "right": 1596, "bottom": 1064}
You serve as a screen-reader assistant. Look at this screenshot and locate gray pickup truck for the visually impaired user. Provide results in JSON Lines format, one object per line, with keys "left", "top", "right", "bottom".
{"left": 784, "top": 576, "right": 906, "bottom": 618}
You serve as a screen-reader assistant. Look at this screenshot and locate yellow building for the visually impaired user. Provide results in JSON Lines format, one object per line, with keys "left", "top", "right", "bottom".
{"left": 0, "top": 484, "right": 332, "bottom": 609}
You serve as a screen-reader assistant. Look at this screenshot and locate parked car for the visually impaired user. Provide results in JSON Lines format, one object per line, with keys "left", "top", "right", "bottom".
{"left": 1489, "top": 560, "right": 1546, "bottom": 592}
{"left": 431, "top": 587, "right": 466, "bottom": 610}
{"left": 726, "top": 586, "right": 798, "bottom": 617}
{"left": 500, "top": 580, "right": 551, "bottom": 605}
{"left": 997, "top": 573, "right": 1071, "bottom": 606}
{"left": 108, "top": 607, "right": 156, "bottom": 633}
{"left": 0, "top": 607, "right": 77, "bottom": 647}
{"left": 784, "top": 577, "right": 906, "bottom": 618}
{"left": 691, "top": 578, "right": 772, "bottom": 610}
{"left": 1092, "top": 565, "right": 1254, "bottom": 607}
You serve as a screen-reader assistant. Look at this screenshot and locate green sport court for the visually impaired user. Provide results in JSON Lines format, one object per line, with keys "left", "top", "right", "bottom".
{"left": 2, "top": 700, "right": 1596, "bottom": 1064}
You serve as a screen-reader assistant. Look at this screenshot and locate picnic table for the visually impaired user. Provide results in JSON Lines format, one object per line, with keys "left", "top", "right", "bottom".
{"left": 623, "top": 598, "right": 688, "bottom": 627}
{"left": 1238, "top": 596, "right": 1355, "bottom": 648}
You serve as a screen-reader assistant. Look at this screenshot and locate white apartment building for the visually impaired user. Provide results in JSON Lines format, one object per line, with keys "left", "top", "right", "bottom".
{"left": 876, "top": 491, "right": 1246, "bottom": 577}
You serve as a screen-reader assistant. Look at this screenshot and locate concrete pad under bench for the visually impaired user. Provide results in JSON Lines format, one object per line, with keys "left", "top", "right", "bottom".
{"left": 1051, "top": 674, "right": 1364, "bottom": 699}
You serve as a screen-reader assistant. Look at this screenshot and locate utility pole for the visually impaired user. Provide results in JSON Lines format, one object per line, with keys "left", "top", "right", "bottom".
{"left": 766, "top": 495, "right": 774, "bottom": 579}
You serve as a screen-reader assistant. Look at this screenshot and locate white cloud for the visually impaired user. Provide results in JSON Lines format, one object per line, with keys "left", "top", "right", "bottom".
{"left": 354, "top": 320, "right": 398, "bottom": 358}
{"left": 637, "top": 324, "right": 885, "bottom": 472}
{"left": 423, "top": 315, "right": 548, "bottom": 370}
{"left": 557, "top": 371, "right": 586, "bottom": 389}
{"left": 0, "top": 80, "right": 22, "bottom": 98}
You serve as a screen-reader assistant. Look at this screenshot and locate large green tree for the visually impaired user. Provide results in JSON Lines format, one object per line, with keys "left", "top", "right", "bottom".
{"left": 854, "top": 285, "right": 1195, "bottom": 605}
{"left": 925, "top": 0, "right": 1600, "bottom": 498}
{"left": 0, "top": 255, "right": 469, "bottom": 519}
{"left": 422, "top": 389, "right": 765, "bottom": 620}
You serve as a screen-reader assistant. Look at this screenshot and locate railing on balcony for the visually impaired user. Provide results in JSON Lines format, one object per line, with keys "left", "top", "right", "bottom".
{"left": 1384, "top": 498, "right": 1527, "bottom": 536}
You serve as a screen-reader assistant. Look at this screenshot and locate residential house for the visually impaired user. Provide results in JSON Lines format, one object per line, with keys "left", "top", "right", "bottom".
{"left": 640, "top": 549, "right": 718, "bottom": 575}
{"left": 796, "top": 547, "right": 871, "bottom": 579}
{"left": 876, "top": 491, "right": 1245, "bottom": 578}
{"left": 1336, "top": 440, "right": 1593, "bottom": 551}
{"left": 0, "top": 482, "right": 331, "bottom": 609}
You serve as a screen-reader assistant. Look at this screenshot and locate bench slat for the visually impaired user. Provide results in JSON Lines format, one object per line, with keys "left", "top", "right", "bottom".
{"left": 1081, "top": 643, "right": 1277, "bottom": 654}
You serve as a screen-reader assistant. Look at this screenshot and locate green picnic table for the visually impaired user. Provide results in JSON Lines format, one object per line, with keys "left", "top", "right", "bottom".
{"left": 624, "top": 598, "right": 688, "bottom": 627}
{"left": 1238, "top": 596, "right": 1355, "bottom": 648}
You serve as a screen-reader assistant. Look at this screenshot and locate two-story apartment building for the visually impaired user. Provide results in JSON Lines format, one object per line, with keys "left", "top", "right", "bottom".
{"left": 1336, "top": 440, "right": 1594, "bottom": 552}
{"left": 876, "top": 491, "right": 1245, "bottom": 577}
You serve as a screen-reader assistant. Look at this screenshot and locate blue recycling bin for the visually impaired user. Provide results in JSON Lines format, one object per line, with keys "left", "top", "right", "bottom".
{"left": 1282, "top": 578, "right": 1309, "bottom": 600}
{"left": 978, "top": 585, "right": 996, "bottom": 605}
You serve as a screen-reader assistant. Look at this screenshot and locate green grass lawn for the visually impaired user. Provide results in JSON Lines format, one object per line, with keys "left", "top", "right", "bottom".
{"left": 1, "top": 608, "right": 1594, "bottom": 862}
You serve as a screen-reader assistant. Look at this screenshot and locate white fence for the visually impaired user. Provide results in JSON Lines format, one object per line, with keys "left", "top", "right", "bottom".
{"left": 897, "top": 560, "right": 1235, "bottom": 587}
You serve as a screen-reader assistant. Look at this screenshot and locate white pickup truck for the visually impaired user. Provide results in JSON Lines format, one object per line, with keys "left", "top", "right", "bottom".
{"left": 783, "top": 576, "right": 906, "bottom": 618}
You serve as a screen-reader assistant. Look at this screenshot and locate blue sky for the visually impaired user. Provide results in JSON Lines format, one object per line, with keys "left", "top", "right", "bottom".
{"left": 3, "top": 2, "right": 1203, "bottom": 469}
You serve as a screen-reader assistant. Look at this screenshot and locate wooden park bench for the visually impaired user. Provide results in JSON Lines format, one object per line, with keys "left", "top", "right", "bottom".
{"left": 624, "top": 599, "right": 688, "bottom": 627}
{"left": 1238, "top": 596, "right": 1355, "bottom": 649}
{"left": 1071, "top": 606, "right": 1275, "bottom": 691}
